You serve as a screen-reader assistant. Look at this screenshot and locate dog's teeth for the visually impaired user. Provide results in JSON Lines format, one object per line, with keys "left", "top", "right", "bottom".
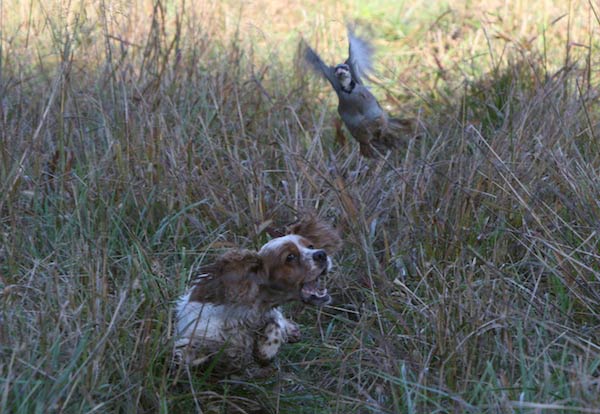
{"left": 315, "top": 289, "right": 328, "bottom": 298}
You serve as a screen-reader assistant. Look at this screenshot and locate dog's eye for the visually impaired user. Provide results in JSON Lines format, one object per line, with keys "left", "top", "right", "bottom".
{"left": 286, "top": 254, "right": 296, "bottom": 262}
{"left": 307, "top": 245, "right": 314, "bottom": 249}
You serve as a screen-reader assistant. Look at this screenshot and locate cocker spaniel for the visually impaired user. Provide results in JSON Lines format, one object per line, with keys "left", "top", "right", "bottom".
{"left": 174, "top": 216, "right": 342, "bottom": 376}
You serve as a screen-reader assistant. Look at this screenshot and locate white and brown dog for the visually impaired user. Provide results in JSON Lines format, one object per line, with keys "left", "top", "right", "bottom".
{"left": 174, "top": 216, "right": 341, "bottom": 376}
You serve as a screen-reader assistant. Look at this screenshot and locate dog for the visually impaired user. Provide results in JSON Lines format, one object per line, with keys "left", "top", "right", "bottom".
{"left": 173, "top": 216, "right": 342, "bottom": 376}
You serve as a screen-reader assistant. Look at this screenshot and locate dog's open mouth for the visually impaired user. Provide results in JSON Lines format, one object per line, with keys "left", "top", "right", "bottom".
{"left": 300, "top": 276, "right": 330, "bottom": 306}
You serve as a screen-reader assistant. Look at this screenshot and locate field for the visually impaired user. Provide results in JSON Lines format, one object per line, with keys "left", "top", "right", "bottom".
{"left": 1, "top": 0, "right": 600, "bottom": 412}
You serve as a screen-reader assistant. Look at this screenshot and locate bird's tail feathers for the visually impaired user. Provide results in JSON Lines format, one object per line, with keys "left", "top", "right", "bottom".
{"left": 370, "top": 117, "right": 416, "bottom": 152}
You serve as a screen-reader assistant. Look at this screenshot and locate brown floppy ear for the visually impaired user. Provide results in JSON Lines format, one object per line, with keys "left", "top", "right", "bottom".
{"left": 189, "top": 249, "right": 265, "bottom": 306}
{"left": 287, "top": 215, "right": 342, "bottom": 254}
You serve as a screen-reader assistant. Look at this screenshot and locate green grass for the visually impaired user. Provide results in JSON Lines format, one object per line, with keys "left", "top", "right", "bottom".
{"left": 1, "top": 0, "right": 600, "bottom": 412}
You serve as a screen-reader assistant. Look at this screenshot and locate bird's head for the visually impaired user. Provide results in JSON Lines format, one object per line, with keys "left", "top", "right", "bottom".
{"left": 334, "top": 64, "right": 352, "bottom": 90}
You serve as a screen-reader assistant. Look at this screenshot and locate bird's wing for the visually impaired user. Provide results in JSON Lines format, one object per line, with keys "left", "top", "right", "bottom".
{"left": 303, "top": 42, "right": 340, "bottom": 92}
{"left": 345, "top": 26, "right": 374, "bottom": 85}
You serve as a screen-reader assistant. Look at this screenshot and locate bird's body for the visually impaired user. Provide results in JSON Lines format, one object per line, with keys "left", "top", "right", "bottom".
{"left": 303, "top": 27, "right": 413, "bottom": 157}
{"left": 336, "top": 85, "right": 387, "bottom": 157}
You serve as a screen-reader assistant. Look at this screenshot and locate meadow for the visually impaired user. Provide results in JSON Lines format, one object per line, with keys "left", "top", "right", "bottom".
{"left": 1, "top": 0, "right": 600, "bottom": 412}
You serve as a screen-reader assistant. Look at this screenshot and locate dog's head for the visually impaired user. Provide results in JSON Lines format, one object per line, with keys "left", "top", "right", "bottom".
{"left": 189, "top": 216, "right": 342, "bottom": 308}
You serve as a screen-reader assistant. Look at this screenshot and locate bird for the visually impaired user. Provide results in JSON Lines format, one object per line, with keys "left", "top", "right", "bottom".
{"left": 303, "top": 26, "right": 414, "bottom": 158}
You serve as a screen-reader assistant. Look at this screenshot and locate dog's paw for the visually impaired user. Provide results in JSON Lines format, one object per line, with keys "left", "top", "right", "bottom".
{"left": 285, "top": 321, "right": 301, "bottom": 343}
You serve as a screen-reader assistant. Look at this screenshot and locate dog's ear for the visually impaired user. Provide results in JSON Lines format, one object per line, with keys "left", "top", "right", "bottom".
{"left": 287, "top": 215, "right": 342, "bottom": 254}
{"left": 189, "top": 250, "right": 265, "bottom": 306}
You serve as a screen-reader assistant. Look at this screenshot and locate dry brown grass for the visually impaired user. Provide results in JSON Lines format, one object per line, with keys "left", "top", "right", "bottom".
{"left": 1, "top": 0, "right": 600, "bottom": 413}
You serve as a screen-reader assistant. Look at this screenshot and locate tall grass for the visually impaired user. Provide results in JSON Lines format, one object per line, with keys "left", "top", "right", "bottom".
{"left": 1, "top": 0, "right": 600, "bottom": 412}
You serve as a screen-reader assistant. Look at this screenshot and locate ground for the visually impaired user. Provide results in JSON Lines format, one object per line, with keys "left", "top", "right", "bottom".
{"left": 1, "top": 0, "right": 600, "bottom": 413}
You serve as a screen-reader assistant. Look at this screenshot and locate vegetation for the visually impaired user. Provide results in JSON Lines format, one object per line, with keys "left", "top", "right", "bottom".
{"left": 1, "top": 0, "right": 599, "bottom": 412}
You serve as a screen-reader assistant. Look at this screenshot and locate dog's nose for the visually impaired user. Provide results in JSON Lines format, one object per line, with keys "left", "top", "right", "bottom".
{"left": 313, "top": 250, "right": 327, "bottom": 263}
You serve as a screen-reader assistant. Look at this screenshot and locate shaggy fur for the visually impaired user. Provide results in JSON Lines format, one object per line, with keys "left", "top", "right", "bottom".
{"left": 174, "top": 216, "right": 341, "bottom": 376}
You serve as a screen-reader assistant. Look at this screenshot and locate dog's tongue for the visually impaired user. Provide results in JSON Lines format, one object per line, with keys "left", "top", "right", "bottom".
{"left": 301, "top": 280, "right": 330, "bottom": 305}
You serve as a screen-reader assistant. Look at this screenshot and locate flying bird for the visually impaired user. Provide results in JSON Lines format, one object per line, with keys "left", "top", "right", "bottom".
{"left": 303, "top": 26, "right": 413, "bottom": 158}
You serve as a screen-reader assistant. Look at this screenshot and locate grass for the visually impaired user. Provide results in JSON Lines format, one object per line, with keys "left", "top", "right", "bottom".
{"left": 1, "top": 0, "right": 600, "bottom": 412}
